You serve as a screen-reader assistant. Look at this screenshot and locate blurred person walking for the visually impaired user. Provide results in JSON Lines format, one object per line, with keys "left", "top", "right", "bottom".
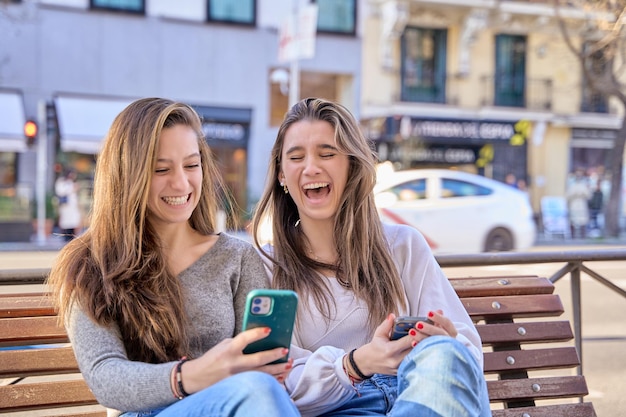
{"left": 54, "top": 168, "right": 82, "bottom": 241}
{"left": 588, "top": 182, "right": 604, "bottom": 235}
{"left": 566, "top": 169, "right": 591, "bottom": 239}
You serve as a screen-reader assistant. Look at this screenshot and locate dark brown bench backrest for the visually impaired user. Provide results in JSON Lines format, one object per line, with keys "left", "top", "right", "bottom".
{"left": 449, "top": 275, "right": 597, "bottom": 417}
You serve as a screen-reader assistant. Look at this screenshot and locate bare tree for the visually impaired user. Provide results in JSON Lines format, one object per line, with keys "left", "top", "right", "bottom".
{"left": 554, "top": 0, "right": 626, "bottom": 237}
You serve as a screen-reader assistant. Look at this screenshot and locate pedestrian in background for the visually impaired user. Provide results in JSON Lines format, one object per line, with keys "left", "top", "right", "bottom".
{"left": 588, "top": 182, "right": 604, "bottom": 235}
{"left": 54, "top": 168, "right": 82, "bottom": 241}
{"left": 566, "top": 169, "right": 591, "bottom": 239}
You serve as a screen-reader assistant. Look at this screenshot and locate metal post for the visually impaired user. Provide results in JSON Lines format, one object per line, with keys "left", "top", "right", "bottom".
{"left": 289, "top": 58, "right": 300, "bottom": 108}
{"left": 35, "top": 100, "right": 47, "bottom": 245}
{"left": 288, "top": 0, "right": 300, "bottom": 108}
{"left": 570, "top": 262, "right": 583, "bottom": 376}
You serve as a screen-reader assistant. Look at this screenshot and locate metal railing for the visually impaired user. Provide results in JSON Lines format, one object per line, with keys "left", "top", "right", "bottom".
{"left": 436, "top": 248, "right": 626, "bottom": 375}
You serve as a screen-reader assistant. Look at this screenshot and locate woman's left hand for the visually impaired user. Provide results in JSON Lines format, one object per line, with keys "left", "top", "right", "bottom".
{"left": 256, "top": 358, "right": 294, "bottom": 385}
{"left": 408, "top": 309, "right": 458, "bottom": 345}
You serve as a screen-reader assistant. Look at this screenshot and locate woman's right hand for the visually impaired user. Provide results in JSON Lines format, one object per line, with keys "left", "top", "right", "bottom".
{"left": 349, "top": 314, "right": 415, "bottom": 377}
{"left": 180, "top": 327, "right": 293, "bottom": 394}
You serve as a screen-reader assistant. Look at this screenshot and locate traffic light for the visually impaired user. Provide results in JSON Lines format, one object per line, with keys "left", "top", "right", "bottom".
{"left": 24, "top": 119, "right": 38, "bottom": 147}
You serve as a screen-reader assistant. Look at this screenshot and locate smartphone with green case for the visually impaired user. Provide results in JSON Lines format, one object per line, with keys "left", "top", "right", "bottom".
{"left": 241, "top": 289, "right": 298, "bottom": 364}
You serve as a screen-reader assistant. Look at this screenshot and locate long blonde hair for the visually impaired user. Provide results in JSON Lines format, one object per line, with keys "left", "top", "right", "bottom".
{"left": 252, "top": 98, "right": 406, "bottom": 329}
{"left": 47, "top": 98, "right": 232, "bottom": 363}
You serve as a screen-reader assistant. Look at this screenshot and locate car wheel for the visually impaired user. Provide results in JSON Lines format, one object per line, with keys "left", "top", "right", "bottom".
{"left": 484, "top": 228, "right": 514, "bottom": 252}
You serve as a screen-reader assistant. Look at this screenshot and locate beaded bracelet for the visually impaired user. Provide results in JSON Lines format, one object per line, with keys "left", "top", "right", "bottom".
{"left": 175, "top": 357, "right": 190, "bottom": 399}
{"left": 348, "top": 349, "right": 372, "bottom": 380}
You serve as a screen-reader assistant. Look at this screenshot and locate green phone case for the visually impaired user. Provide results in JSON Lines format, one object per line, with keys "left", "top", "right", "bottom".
{"left": 241, "top": 289, "right": 298, "bottom": 363}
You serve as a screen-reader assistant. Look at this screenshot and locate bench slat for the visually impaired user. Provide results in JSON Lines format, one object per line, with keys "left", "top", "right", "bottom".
{"left": 484, "top": 347, "right": 580, "bottom": 373}
{"left": 449, "top": 275, "right": 554, "bottom": 297}
{"left": 0, "top": 379, "right": 98, "bottom": 411}
{"left": 0, "top": 346, "right": 79, "bottom": 378}
{"left": 477, "top": 321, "right": 574, "bottom": 345}
{"left": 488, "top": 375, "right": 589, "bottom": 401}
{"left": 0, "top": 292, "right": 54, "bottom": 318}
{"left": 491, "top": 403, "right": 597, "bottom": 417}
{"left": 0, "top": 316, "right": 68, "bottom": 347}
{"left": 462, "top": 294, "right": 564, "bottom": 320}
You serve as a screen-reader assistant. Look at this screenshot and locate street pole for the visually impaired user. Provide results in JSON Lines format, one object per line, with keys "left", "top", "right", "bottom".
{"left": 35, "top": 99, "right": 47, "bottom": 245}
{"left": 289, "top": 0, "right": 300, "bottom": 108}
{"left": 289, "top": 58, "right": 300, "bottom": 108}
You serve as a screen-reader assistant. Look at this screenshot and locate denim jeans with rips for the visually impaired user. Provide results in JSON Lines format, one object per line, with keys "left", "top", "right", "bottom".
{"left": 319, "top": 336, "right": 491, "bottom": 417}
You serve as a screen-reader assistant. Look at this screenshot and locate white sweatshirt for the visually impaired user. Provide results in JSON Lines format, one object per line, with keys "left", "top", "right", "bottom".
{"left": 261, "top": 223, "right": 483, "bottom": 417}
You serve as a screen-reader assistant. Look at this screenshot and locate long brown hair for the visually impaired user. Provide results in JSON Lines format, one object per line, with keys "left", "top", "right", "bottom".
{"left": 252, "top": 98, "right": 406, "bottom": 329}
{"left": 47, "top": 98, "right": 232, "bottom": 363}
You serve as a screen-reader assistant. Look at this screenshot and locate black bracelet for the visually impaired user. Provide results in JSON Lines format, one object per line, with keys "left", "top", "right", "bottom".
{"left": 348, "top": 348, "right": 372, "bottom": 380}
{"left": 176, "top": 357, "right": 190, "bottom": 399}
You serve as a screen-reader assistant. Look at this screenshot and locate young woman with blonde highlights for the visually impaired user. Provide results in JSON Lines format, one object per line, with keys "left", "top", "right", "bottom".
{"left": 252, "top": 97, "right": 491, "bottom": 416}
{"left": 47, "top": 97, "right": 299, "bottom": 417}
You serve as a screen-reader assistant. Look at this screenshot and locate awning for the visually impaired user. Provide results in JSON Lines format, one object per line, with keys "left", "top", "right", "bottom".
{"left": 55, "top": 95, "right": 134, "bottom": 154}
{"left": 0, "top": 90, "right": 28, "bottom": 152}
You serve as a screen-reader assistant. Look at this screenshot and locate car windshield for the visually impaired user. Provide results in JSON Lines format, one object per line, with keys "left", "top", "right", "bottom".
{"left": 441, "top": 178, "right": 492, "bottom": 198}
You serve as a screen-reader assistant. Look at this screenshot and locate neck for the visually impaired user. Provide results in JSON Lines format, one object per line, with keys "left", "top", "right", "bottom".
{"left": 299, "top": 219, "right": 337, "bottom": 265}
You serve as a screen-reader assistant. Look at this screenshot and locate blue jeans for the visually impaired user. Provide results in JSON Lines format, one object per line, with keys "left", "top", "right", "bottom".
{"left": 120, "top": 371, "right": 300, "bottom": 417}
{"left": 320, "top": 336, "right": 491, "bottom": 417}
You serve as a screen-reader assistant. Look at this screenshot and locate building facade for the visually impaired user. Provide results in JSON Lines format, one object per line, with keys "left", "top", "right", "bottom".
{"left": 360, "top": 0, "right": 625, "bottom": 223}
{"left": 0, "top": 0, "right": 362, "bottom": 239}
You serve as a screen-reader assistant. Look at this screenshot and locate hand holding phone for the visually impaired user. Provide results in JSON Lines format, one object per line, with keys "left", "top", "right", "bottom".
{"left": 389, "top": 316, "right": 434, "bottom": 340}
{"left": 241, "top": 289, "right": 298, "bottom": 364}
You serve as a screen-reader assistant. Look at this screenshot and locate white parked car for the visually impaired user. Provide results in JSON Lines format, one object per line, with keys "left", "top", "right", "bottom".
{"left": 374, "top": 168, "right": 536, "bottom": 254}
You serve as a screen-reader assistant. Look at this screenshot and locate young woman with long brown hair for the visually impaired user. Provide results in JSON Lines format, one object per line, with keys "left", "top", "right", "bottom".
{"left": 252, "top": 98, "right": 491, "bottom": 416}
{"left": 47, "top": 97, "right": 299, "bottom": 417}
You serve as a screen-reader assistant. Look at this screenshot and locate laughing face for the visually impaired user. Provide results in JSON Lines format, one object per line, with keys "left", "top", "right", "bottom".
{"left": 147, "top": 124, "right": 202, "bottom": 227}
{"left": 279, "top": 120, "right": 350, "bottom": 227}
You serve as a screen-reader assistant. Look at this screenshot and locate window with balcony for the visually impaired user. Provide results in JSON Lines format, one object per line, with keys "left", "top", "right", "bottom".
{"left": 208, "top": 0, "right": 255, "bottom": 25}
{"left": 494, "top": 35, "right": 526, "bottom": 107}
{"left": 314, "top": 0, "right": 356, "bottom": 35}
{"left": 581, "top": 44, "right": 609, "bottom": 113}
{"left": 400, "top": 27, "right": 447, "bottom": 103}
{"left": 90, "top": 0, "right": 144, "bottom": 13}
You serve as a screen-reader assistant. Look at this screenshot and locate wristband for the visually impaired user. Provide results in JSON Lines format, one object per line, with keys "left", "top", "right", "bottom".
{"left": 175, "top": 357, "right": 190, "bottom": 399}
{"left": 348, "top": 348, "right": 372, "bottom": 380}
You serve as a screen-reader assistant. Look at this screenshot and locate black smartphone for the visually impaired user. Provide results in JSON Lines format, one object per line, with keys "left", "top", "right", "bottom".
{"left": 241, "top": 289, "right": 298, "bottom": 364}
{"left": 389, "top": 316, "right": 434, "bottom": 340}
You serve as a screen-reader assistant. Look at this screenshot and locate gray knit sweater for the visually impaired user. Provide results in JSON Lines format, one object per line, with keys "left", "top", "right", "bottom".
{"left": 67, "top": 233, "right": 269, "bottom": 414}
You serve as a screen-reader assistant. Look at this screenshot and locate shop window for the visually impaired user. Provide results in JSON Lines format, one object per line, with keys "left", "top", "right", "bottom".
{"left": 269, "top": 70, "right": 339, "bottom": 126}
{"left": 400, "top": 27, "right": 447, "bottom": 103}
{"left": 208, "top": 0, "right": 255, "bottom": 25}
{"left": 494, "top": 35, "right": 526, "bottom": 107}
{"left": 314, "top": 0, "right": 356, "bottom": 35}
{"left": 90, "top": 0, "right": 144, "bottom": 13}
{"left": 0, "top": 153, "right": 16, "bottom": 187}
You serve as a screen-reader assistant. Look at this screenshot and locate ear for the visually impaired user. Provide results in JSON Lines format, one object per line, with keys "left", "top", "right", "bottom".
{"left": 278, "top": 172, "right": 285, "bottom": 185}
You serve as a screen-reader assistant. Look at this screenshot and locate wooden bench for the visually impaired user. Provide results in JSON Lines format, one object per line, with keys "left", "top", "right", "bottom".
{"left": 0, "top": 275, "right": 596, "bottom": 416}
{"left": 451, "top": 274, "right": 597, "bottom": 417}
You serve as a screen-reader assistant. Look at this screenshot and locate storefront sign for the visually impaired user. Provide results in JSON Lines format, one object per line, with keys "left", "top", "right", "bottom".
{"left": 378, "top": 143, "right": 477, "bottom": 164}
{"left": 202, "top": 122, "right": 246, "bottom": 142}
{"left": 381, "top": 117, "right": 519, "bottom": 144}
